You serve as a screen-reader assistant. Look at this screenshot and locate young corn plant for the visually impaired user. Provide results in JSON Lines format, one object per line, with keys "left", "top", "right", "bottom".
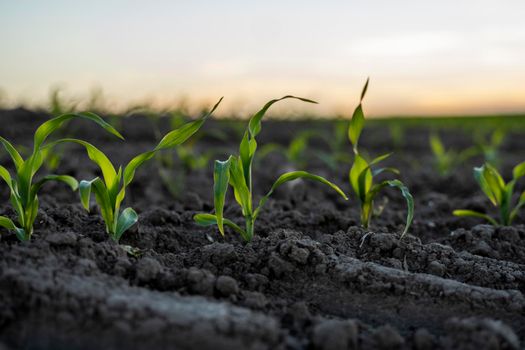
{"left": 257, "top": 130, "right": 316, "bottom": 169}
{"left": 54, "top": 98, "right": 222, "bottom": 242}
{"left": 194, "top": 96, "right": 348, "bottom": 241}
{"left": 453, "top": 162, "right": 525, "bottom": 225}
{"left": 0, "top": 113, "right": 123, "bottom": 241}
{"left": 348, "top": 79, "right": 414, "bottom": 237}
{"left": 474, "top": 129, "right": 505, "bottom": 167}
{"left": 429, "top": 132, "right": 478, "bottom": 176}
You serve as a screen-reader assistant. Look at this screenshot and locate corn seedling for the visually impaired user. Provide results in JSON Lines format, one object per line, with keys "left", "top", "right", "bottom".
{"left": 194, "top": 96, "right": 348, "bottom": 241}
{"left": 429, "top": 132, "right": 478, "bottom": 176}
{"left": 257, "top": 130, "right": 316, "bottom": 169}
{"left": 348, "top": 79, "right": 414, "bottom": 237}
{"left": 453, "top": 162, "right": 525, "bottom": 225}
{"left": 474, "top": 129, "right": 505, "bottom": 167}
{"left": 0, "top": 113, "right": 123, "bottom": 241}
{"left": 53, "top": 98, "right": 222, "bottom": 242}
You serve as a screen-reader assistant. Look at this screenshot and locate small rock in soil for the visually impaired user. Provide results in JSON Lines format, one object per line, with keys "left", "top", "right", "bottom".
{"left": 372, "top": 324, "right": 405, "bottom": 349}
{"left": 427, "top": 260, "right": 446, "bottom": 277}
{"left": 242, "top": 291, "right": 268, "bottom": 309}
{"left": 413, "top": 328, "right": 435, "bottom": 350}
{"left": 472, "top": 240, "right": 496, "bottom": 258}
{"left": 136, "top": 257, "right": 163, "bottom": 283}
{"left": 215, "top": 275, "right": 239, "bottom": 296}
{"left": 187, "top": 267, "right": 216, "bottom": 296}
{"left": 312, "top": 319, "right": 358, "bottom": 350}
{"left": 268, "top": 253, "right": 295, "bottom": 277}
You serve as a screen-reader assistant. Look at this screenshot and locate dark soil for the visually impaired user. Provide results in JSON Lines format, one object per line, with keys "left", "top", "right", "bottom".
{"left": 1, "top": 108, "right": 525, "bottom": 350}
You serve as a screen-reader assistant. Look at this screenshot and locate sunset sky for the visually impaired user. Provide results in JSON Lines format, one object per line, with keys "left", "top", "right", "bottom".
{"left": 1, "top": 0, "right": 524, "bottom": 117}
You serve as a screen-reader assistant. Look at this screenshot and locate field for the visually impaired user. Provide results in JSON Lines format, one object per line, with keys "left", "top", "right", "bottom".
{"left": 1, "top": 107, "right": 525, "bottom": 349}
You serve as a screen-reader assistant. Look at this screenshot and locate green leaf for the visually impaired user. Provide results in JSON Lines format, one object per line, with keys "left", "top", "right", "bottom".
{"left": 474, "top": 164, "right": 503, "bottom": 206}
{"left": 123, "top": 150, "right": 157, "bottom": 188}
{"left": 255, "top": 171, "right": 348, "bottom": 218}
{"left": 350, "top": 154, "right": 372, "bottom": 202}
{"left": 0, "top": 216, "right": 26, "bottom": 240}
{"left": 512, "top": 161, "right": 525, "bottom": 180}
{"left": 453, "top": 209, "right": 498, "bottom": 226}
{"left": 429, "top": 133, "right": 445, "bottom": 157}
{"left": 0, "top": 136, "right": 24, "bottom": 170}
{"left": 213, "top": 158, "right": 232, "bottom": 236}
{"left": 385, "top": 179, "right": 414, "bottom": 238}
{"left": 288, "top": 131, "right": 314, "bottom": 163}
{"left": 370, "top": 152, "right": 392, "bottom": 166}
{"left": 239, "top": 132, "right": 256, "bottom": 189}
{"left": 193, "top": 213, "right": 247, "bottom": 239}
{"left": 360, "top": 77, "right": 370, "bottom": 102}
{"left": 114, "top": 207, "right": 138, "bottom": 241}
{"left": 373, "top": 167, "right": 400, "bottom": 177}
{"left": 31, "top": 175, "right": 79, "bottom": 199}
{"left": 348, "top": 104, "right": 364, "bottom": 153}
{"left": 79, "top": 177, "right": 114, "bottom": 232}
{"left": 248, "top": 96, "right": 317, "bottom": 138}
{"left": 79, "top": 179, "right": 95, "bottom": 211}
{"left": 33, "top": 112, "right": 123, "bottom": 152}
{"left": 49, "top": 138, "right": 118, "bottom": 188}
{"left": 0, "top": 215, "right": 17, "bottom": 231}
{"left": 510, "top": 191, "right": 525, "bottom": 223}
{"left": 229, "top": 156, "right": 252, "bottom": 215}
{"left": 0, "top": 165, "right": 13, "bottom": 190}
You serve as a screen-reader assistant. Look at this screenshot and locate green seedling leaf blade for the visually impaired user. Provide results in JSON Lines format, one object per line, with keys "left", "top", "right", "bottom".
{"left": 248, "top": 96, "right": 317, "bottom": 138}
{"left": 0, "top": 165, "right": 13, "bottom": 189}
{"left": 348, "top": 78, "right": 370, "bottom": 153}
{"left": 348, "top": 104, "right": 364, "bottom": 153}
{"left": 239, "top": 132, "right": 257, "bottom": 189}
{"left": 453, "top": 209, "right": 498, "bottom": 226}
{"left": 0, "top": 136, "right": 24, "bottom": 170}
{"left": 370, "top": 152, "right": 393, "bottom": 166}
{"left": 193, "top": 213, "right": 248, "bottom": 239}
{"left": 213, "top": 158, "right": 232, "bottom": 236}
{"left": 512, "top": 161, "right": 525, "bottom": 180}
{"left": 255, "top": 171, "right": 348, "bottom": 219}
{"left": 123, "top": 151, "right": 156, "bottom": 189}
{"left": 31, "top": 175, "right": 79, "bottom": 199}
{"left": 79, "top": 179, "right": 96, "bottom": 211}
{"left": 510, "top": 191, "right": 525, "bottom": 223}
{"left": 385, "top": 179, "right": 414, "bottom": 238}
{"left": 79, "top": 177, "right": 114, "bottom": 233}
{"left": 360, "top": 77, "right": 370, "bottom": 102}
{"left": 115, "top": 207, "right": 138, "bottom": 242}
{"left": 0, "top": 216, "right": 17, "bottom": 231}
{"left": 474, "top": 164, "right": 502, "bottom": 206}
{"left": 155, "top": 97, "right": 222, "bottom": 151}
{"left": 33, "top": 112, "right": 123, "bottom": 152}
{"left": 0, "top": 216, "right": 26, "bottom": 240}
{"left": 288, "top": 131, "right": 314, "bottom": 163}
{"left": 48, "top": 138, "right": 118, "bottom": 189}
{"left": 429, "top": 133, "right": 445, "bottom": 157}
{"left": 373, "top": 167, "right": 400, "bottom": 177}
{"left": 229, "top": 156, "right": 252, "bottom": 215}
{"left": 350, "top": 154, "right": 372, "bottom": 202}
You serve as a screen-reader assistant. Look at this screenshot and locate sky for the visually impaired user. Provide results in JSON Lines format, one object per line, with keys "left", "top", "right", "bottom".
{"left": 1, "top": 0, "right": 524, "bottom": 117}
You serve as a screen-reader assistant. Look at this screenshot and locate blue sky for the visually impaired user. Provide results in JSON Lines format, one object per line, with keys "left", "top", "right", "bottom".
{"left": 1, "top": 0, "right": 524, "bottom": 116}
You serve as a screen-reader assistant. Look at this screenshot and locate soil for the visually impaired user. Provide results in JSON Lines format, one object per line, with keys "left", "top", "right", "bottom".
{"left": 1, "top": 108, "right": 524, "bottom": 350}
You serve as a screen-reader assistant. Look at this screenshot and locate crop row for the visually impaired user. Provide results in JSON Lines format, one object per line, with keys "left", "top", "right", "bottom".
{"left": 1, "top": 81, "right": 524, "bottom": 244}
